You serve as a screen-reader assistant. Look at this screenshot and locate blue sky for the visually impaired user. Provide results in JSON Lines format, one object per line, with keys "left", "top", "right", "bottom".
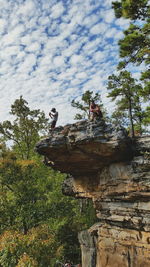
{"left": 0, "top": 0, "right": 134, "bottom": 126}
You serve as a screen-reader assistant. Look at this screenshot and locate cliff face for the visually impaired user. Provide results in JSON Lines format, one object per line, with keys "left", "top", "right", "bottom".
{"left": 36, "top": 120, "right": 150, "bottom": 267}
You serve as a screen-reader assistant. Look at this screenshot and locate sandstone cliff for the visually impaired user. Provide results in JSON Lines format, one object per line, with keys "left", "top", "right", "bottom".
{"left": 36, "top": 120, "right": 150, "bottom": 267}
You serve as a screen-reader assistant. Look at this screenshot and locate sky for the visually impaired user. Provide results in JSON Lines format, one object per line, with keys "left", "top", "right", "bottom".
{"left": 0, "top": 0, "right": 133, "bottom": 126}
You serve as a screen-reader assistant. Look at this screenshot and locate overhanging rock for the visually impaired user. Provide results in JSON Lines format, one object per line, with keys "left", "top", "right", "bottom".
{"left": 36, "top": 120, "right": 132, "bottom": 177}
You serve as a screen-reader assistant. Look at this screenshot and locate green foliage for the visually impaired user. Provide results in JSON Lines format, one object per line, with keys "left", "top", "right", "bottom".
{"left": 117, "top": 23, "right": 150, "bottom": 67}
{"left": 0, "top": 225, "right": 57, "bottom": 267}
{"left": 107, "top": 71, "right": 147, "bottom": 136}
{"left": 71, "top": 90, "right": 103, "bottom": 120}
{"left": 116, "top": 21, "right": 150, "bottom": 102}
{"left": 111, "top": 109, "right": 128, "bottom": 127}
{"left": 142, "top": 107, "right": 150, "bottom": 126}
{"left": 0, "top": 150, "right": 54, "bottom": 234}
{"left": 0, "top": 96, "right": 49, "bottom": 159}
{"left": 109, "top": 1, "right": 150, "bottom": 133}
{"left": 113, "top": 0, "right": 150, "bottom": 114}
{"left": 112, "top": 0, "right": 149, "bottom": 20}
{"left": 0, "top": 97, "right": 98, "bottom": 266}
{"left": 140, "top": 70, "right": 150, "bottom": 101}
{"left": 0, "top": 155, "right": 96, "bottom": 265}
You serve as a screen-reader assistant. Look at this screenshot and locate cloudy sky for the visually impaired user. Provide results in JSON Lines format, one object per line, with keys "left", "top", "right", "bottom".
{"left": 0, "top": 0, "right": 132, "bottom": 126}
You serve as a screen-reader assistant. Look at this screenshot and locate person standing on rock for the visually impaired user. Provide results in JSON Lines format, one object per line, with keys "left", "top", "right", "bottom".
{"left": 49, "top": 108, "right": 58, "bottom": 129}
{"left": 90, "top": 100, "right": 103, "bottom": 121}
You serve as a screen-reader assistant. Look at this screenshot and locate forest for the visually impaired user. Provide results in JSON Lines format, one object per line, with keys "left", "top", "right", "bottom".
{"left": 0, "top": 0, "right": 149, "bottom": 266}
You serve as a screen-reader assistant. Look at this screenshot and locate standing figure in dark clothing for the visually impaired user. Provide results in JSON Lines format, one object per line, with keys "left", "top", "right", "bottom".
{"left": 49, "top": 108, "right": 58, "bottom": 129}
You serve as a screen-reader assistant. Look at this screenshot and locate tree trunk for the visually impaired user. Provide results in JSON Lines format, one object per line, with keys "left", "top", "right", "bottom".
{"left": 128, "top": 98, "right": 135, "bottom": 138}
{"left": 23, "top": 220, "right": 28, "bottom": 235}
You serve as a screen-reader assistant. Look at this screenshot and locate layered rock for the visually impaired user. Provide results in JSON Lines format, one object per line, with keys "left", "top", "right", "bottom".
{"left": 36, "top": 120, "right": 150, "bottom": 267}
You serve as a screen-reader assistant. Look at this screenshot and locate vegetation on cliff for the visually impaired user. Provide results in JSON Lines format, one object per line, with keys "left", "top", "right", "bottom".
{"left": 0, "top": 1, "right": 149, "bottom": 266}
{"left": 108, "top": 0, "right": 150, "bottom": 135}
{"left": 0, "top": 97, "right": 97, "bottom": 266}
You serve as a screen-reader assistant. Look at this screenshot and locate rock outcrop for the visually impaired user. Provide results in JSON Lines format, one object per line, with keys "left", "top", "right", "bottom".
{"left": 36, "top": 120, "right": 150, "bottom": 267}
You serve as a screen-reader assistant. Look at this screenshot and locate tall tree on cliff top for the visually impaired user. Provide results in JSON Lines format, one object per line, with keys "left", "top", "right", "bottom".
{"left": 71, "top": 90, "right": 103, "bottom": 120}
{"left": 107, "top": 71, "right": 146, "bottom": 137}
{"left": 0, "top": 96, "right": 49, "bottom": 159}
{"left": 112, "top": 0, "right": 150, "bottom": 99}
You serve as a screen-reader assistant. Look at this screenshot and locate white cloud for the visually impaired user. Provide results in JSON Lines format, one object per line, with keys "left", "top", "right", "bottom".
{"left": 104, "top": 9, "right": 115, "bottom": 23}
{"left": 93, "top": 51, "right": 105, "bottom": 62}
{"left": 1, "top": 45, "right": 19, "bottom": 58}
{"left": 83, "top": 38, "right": 101, "bottom": 54}
{"left": 18, "top": 54, "right": 36, "bottom": 73}
{"left": 83, "top": 14, "right": 99, "bottom": 27}
{"left": 0, "top": 0, "right": 144, "bottom": 129}
{"left": 70, "top": 54, "right": 84, "bottom": 65}
{"left": 105, "top": 27, "right": 117, "bottom": 38}
{"left": 76, "top": 72, "right": 87, "bottom": 79}
{"left": 2, "top": 24, "right": 25, "bottom": 46}
{"left": 0, "top": 18, "right": 7, "bottom": 33}
{"left": 17, "top": 1, "right": 35, "bottom": 17}
{"left": 53, "top": 55, "right": 65, "bottom": 67}
{"left": 51, "top": 2, "right": 65, "bottom": 19}
{"left": 25, "top": 42, "right": 41, "bottom": 53}
{"left": 115, "top": 18, "right": 130, "bottom": 28}
{"left": 90, "top": 22, "right": 107, "bottom": 35}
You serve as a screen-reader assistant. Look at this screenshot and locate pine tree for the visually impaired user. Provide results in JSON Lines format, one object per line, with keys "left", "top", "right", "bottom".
{"left": 112, "top": 0, "right": 150, "bottom": 90}
{"left": 112, "top": 0, "right": 150, "bottom": 129}
{"left": 107, "top": 71, "right": 146, "bottom": 137}
{"left": 112, "top": 0, "right": 149, "bottom": 20}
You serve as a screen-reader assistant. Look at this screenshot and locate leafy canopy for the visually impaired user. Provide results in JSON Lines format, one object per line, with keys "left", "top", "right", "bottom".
{"left": 0, "top": 96, "right": 98, "bottom": 265}
{"left": 0, "top": 96, "right": 49, "bottom": 159}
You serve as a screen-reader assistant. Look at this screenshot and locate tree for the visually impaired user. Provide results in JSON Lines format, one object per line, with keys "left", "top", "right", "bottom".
{"left": 0, "top": 96, "right": 98, "bottom": 265}
{"left": 107, "top": 1, "right": 150, "bottom": 133}
{"left": 0, "top": 96, "right": 49, "bottom": 160}
{"left": 0, "top": 147, "right": 55, "bottom": 234}
{"left": 117, "top": 23, "right": 150, "bottom": 69}
{"left": 112, "top": 0, "right": 150, "bottom": 101}
{"left": 107, "top": 71, "right": 146, "bottom": 137}
{"left": 0, "top": 225, "right": 57, "bottom": 267}
{"left": 110, "top": 109, "right": 128, "bottom": 128}
{"left": 142, "top": 107, "right": 150, "bottom": 126}
{"left": 112, "top": 0, "right": 149, "bottom": 20}
{"left": 71, "top": 90, "right": 103, "bottom": 120}
{"left": 140, "top": 70, "right": 150, "bottom": 101}
{"left": 0, "top": 148, "right": 97, "bottom": 265}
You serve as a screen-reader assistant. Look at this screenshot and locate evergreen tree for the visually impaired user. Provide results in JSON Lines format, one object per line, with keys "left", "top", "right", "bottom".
{"left": 112, "top": 0, "right": 149, "bottom": 20}
{"left": 112, "top": 0, "right": 150, "bottom": 99}
{"left": 111, "top": 0, "right": 150, "bottom": 130}
{"left": 107, "top": 71, "right": 145, "bottom": 137}
{"left": 117, "top": 23, "right": 150, "bottom": 70}
{"left": 0, "top": 96, "right": 49, "bottom": 160}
